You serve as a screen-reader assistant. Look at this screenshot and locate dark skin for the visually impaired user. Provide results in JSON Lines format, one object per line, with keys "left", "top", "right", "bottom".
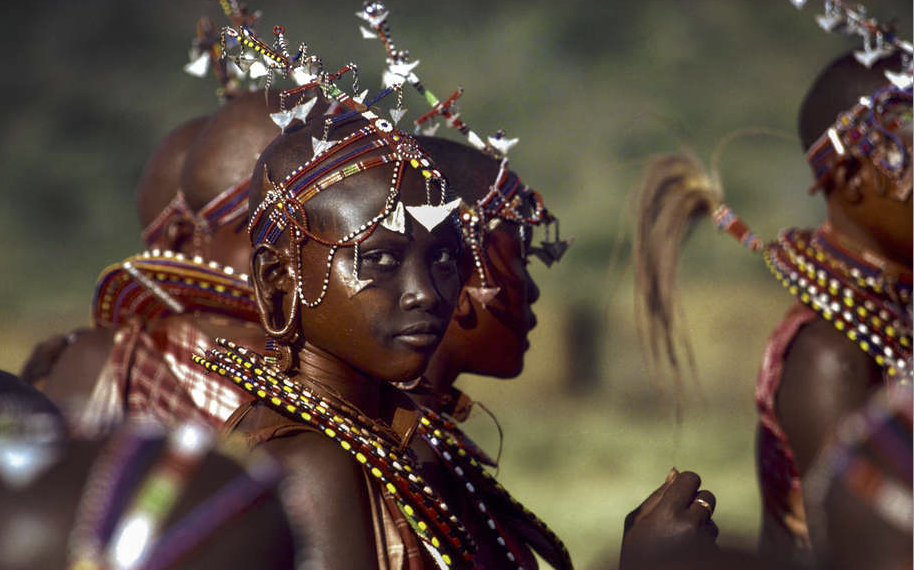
{"left": 28, "top": 90, "right": 297, "bottom": 416}
{"left": 237, "top": 122, "right": 462, "bottom": 569}
{"left": 758, "top": 52, "right": 913, "bottom": 567}
{"left": 412, "top": 138, "right": 719, "bottom": 569}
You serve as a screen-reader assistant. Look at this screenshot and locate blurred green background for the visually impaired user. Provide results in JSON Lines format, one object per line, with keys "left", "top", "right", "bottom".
{"left": 0, "top": 1, "right": 910, "bottom": 568}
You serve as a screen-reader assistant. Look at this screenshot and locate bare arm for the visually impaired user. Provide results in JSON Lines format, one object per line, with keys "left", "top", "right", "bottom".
{"left": 31, "top": 327, "right": 115, "bottom": 415}
{"left": 247, "top": 414, "right": 381, "bottom": 570}
{"left": 776, "top": 318, "right": 882, "bottom": 475}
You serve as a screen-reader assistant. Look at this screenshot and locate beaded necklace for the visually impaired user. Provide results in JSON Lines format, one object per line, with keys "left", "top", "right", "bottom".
{"left": 417, "top": 408, "right": 574, "bottom": 570}
{"left": 193, "top": 339, "right": 477, "bottom": 569}
{"left": 93, "top": 250, "right": 257, "bottom": 329}
{"left": 764, "top": 226, "right": 912, "bottom": 382}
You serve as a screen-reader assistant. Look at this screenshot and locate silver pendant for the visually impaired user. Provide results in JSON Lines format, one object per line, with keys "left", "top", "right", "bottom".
{"left": 466, "top": 286, "right": 501, "bottom": 308}
{"left": 406, "top": 198, "right": 461, "bottom": 231}
{"left": 381, "top": 201, "right": 407, "bottom": 233}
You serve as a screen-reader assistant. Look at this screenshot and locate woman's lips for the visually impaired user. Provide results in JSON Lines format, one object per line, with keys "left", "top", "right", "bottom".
{"left": 394, "top": 323, "right": 444, "bottom": 349}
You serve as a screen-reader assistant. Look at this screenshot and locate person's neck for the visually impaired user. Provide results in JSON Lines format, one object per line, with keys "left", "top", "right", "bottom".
{"left": 296, "top": 342, "right": 381, "bottom": 419}
{"left": 418, "top": 351, "right": 460, "bottom": 413}
{"left": 823, "top": 210, "right": 912, "bottom": 274}
{"left": 191, "top": 312, "right": 265, "bottom": 349}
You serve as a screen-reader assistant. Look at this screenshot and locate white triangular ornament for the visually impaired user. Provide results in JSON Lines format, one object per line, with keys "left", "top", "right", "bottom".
{"left": 487, "top": 135, "right": 519, "bottom": 155}
{"left": 359, "top": 25, "right": 377, "bottom": 39}
{"left": 885, "top": 70, "right": 913, "bottom": 90}
{"left": 467, "top": 131, "right": 486, "bottom": 150}
{"left": 353, "top": 89, "right": 369, "bottom": 104}
{"left": 312, "top": 137, "right": 337, "bottom": 155}
{"left": 406, "top": 198, "right": 461, "bottom": 231}
{"left": 854, "top": 47, "right": 893, "bottom": 68}
{"left": 341, "top": 272, "right": 373, "bottom": 298}
{"left": 382, "top": 70, "right": 402, "bottom": 89}
{"left": 235, "top": 56, "right": 255, "bottom": 72}
{"left": 389, "top": 60, "right": 420, "bottom": 79}
{"left": 270, "top": 109, "right": 295, "bottom": 130}
{"left": 291, "top": 67, "right": 316, "bottom": 86}
{"left": 249, "top": 60, "right": 269, "bottom": 79}
{"left": 380, "top": 201, "right": 407, "bottom": 233}
{"left": 184, "top": 53, "right": 210, "bottom": 77}
{"left": 421, "top": 122, "right": 441, "bottom": 136}
{"left": 815, "top": 12, "right": 844, "bottom": 32}
{"left": 390, "top": 107, "right": 408, "bottom": 125}
{"left": 466, "top": 286, "right": 501, "bottom": 308}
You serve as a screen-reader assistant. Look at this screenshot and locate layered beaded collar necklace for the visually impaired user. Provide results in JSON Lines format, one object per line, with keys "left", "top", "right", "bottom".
{"left": 416, "top": 408, "right": 574, "bottom": 570}
{"left": 93, "top": 250, "right": 256, "bottom": 328}
{"left": 764, "top": 224, "right": 912, "bottom": 382}
{"left": 193, "top": 339, "right": 476, "bottom": 569}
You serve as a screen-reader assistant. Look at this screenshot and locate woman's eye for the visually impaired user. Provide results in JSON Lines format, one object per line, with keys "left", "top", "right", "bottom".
{"left": 434, "top": 249, "right": 457, "bottom": 264}
{"left": 364, "top": 251, "right": 398, "bottom": 267}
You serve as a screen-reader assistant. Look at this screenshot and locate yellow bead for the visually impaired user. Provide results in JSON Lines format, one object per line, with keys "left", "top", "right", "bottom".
{"left": 356, "top": 452, "right": 367, "bottom": 463}
{"left": 324, "top": 427, "right": 336, "bottom": 438}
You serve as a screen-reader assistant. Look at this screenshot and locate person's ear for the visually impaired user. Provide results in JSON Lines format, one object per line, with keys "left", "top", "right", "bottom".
{"left": 251, "top": 242, "right": 298, "bottom": 338}
{"left": 162, "top": 218, "right": 196, "bottom": 253}
{"left": 832, "top": 159, "right": 865, "bottom": 204}
{"left": 452, "top": 288, "right": 477, "bottom": 329}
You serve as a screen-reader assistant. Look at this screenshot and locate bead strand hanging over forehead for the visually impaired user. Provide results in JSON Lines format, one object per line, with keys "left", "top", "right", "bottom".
{"left": 222, "top": 21, "right": 460, "bottom": 308}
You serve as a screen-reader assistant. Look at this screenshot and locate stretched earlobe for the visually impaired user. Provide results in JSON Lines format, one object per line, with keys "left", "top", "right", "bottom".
{"left": 251, "top": 243, "right": 299, "bottom": 339}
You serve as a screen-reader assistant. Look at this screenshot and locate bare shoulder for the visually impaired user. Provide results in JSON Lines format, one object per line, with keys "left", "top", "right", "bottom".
{"left": 256, "top": 419, "right": 381, "bottom": 570}
{"left": 776, "top": 317, "right": 882, "bottom": 473}
{"left": 32, "top": 327, "right": 116, "bottom": 409}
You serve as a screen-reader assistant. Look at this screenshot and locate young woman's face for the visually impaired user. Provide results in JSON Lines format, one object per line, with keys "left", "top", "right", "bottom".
{"left": 437, "top": 219, "right": 540, "bottom": 379}
{"left": 296, "top": 168, "right": 462, "bottom": 381}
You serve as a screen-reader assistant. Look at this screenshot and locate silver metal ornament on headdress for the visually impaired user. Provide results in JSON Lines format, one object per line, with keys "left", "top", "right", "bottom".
{"left": 356, "top": 2, "right": 572, "bottom": 306}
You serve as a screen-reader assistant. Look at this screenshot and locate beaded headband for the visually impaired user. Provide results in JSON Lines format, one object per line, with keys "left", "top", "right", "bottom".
{"left": 791, "top": 0, "right": 914, "bottom": 200}
{"left": 805, "top": 84, "right": 912, "bottom": 199}
{"left": 93, "top": 250, "right": 256, "bottom": 328}
{"left": 222, "top": 23, "right": 459, "bottom": 306}
{"left": 140, "top": 177, "right": 252, "bottom": 248}
{"left": 357, "top": 1, "right": 570, "bottom": 305}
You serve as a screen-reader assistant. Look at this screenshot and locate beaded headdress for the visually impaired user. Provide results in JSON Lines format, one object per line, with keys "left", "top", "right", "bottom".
{"left": 357, "top": 1, "right": 570, "bottom": 306}
{"left": 791, "top": 0, "right": 913, "bottom": 200}
{"left": 183, "top": 0, "right": 262, "bottom": 100}
{"left": 219, "top": 22, "right": 460, "bottom": 307}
